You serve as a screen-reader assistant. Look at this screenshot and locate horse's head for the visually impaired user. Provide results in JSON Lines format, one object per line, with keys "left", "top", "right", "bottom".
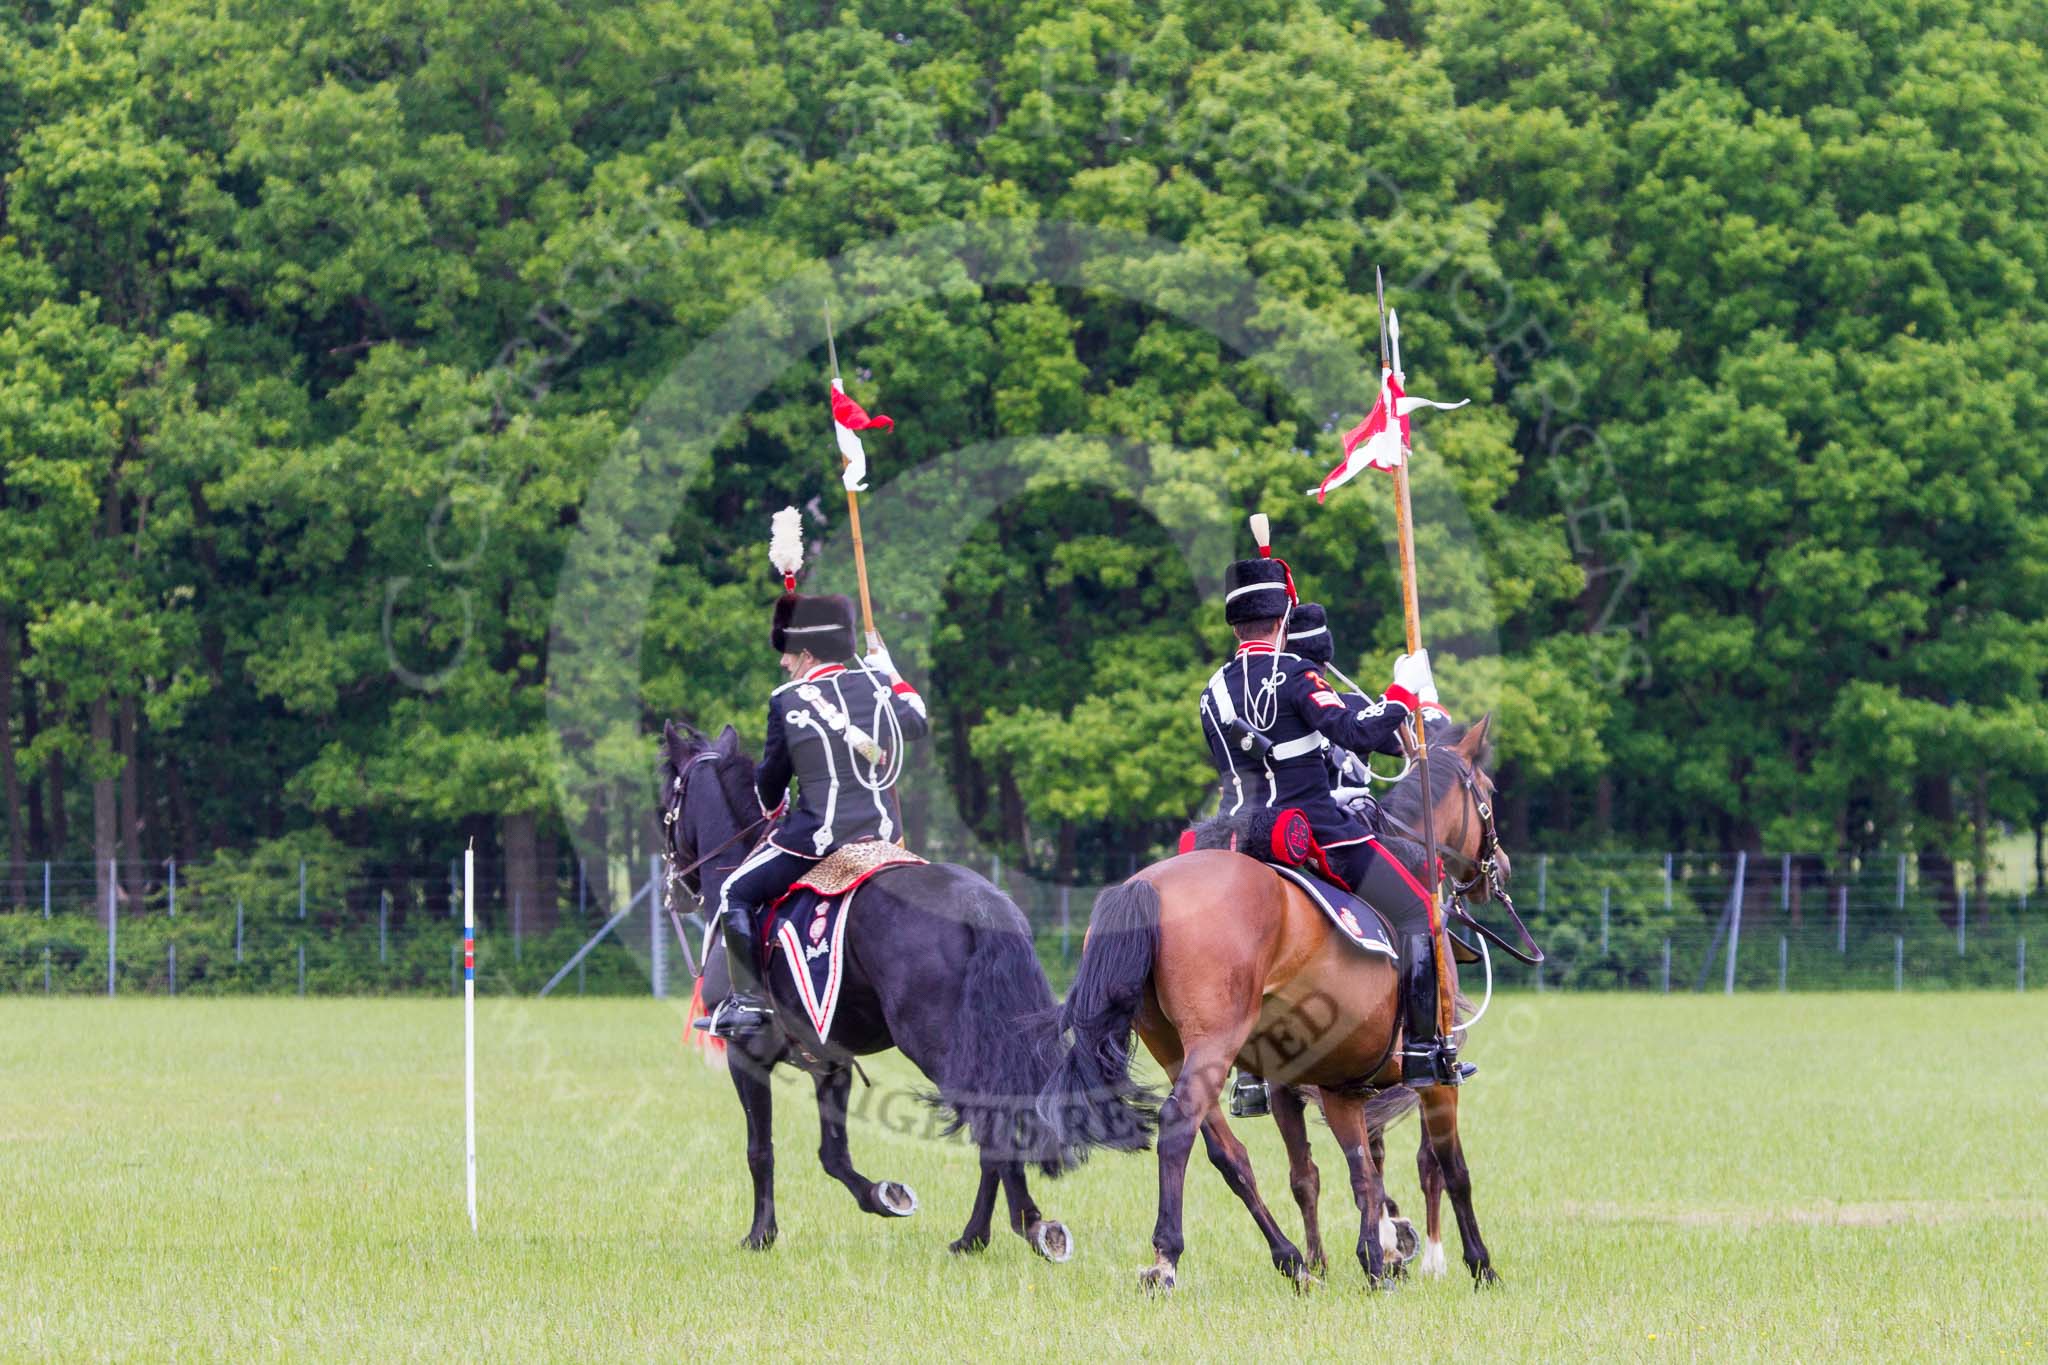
{"left": 659, "top": 719, "right": 761, "bottom": 910}
{"left": 1382, "top": 713, "right": 1511, "bottom": 905}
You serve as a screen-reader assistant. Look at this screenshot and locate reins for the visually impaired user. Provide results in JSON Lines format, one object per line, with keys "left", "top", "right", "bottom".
{"left": 662, "top": 752, "right": 770, "bottom": 911}
{"left": 1380, "top": 753, "right": 1545, "bottom": 967}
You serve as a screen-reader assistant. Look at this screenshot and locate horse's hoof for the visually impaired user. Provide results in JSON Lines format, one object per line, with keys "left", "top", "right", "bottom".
{"left": 1137, "top": 1259, "right": 1177, "bottom": 1292}
{"left": 874, "top": 1181, "right": 918, "bottom": 1217}
{"left": 1290, "top": 1263, "right": 1323, "bottom": 1294}
{"left": 741, "top": 1229, "right": 776, "bottom": 1251}
{"left": 1472, "top": 1264, "right": 1500, "bottom": 1290}
{"left": 1030, "top": 1220, "right": 1073, "bottom": 1263}
{"left": 1391, "top": 1217, "right": 1420, "bottom": 1263}
{"left": 950, "top": 1234, "right": 989, "bottom": 1255}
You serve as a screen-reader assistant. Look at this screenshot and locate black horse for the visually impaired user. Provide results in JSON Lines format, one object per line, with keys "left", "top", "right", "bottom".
{"left": 660, "top": 720, "right": 1076, "bottom": 1259}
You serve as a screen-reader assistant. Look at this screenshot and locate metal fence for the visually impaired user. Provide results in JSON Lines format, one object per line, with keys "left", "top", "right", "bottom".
{"left": 1, "top": 849, "right": 2035, "bottom": 995}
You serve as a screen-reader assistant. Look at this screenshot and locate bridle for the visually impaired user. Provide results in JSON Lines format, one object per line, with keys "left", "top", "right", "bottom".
{"left": 661, "top": 749, "right": 769, "bottom": 914}
{"left": 1380, "top": 749, "right": 1544, "bottom": 966}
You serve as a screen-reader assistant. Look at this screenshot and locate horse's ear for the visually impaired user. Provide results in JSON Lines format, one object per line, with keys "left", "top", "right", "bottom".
{"left": 662, "top": 719, "right": 685, "bottom": 762}
{"left": 1457, "top": 712, "right": 1494, "bottom": 766}
{"left": 715, "top": 724, "right": 741, "bottom": 757}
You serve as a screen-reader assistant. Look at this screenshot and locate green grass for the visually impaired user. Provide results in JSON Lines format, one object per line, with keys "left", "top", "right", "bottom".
{"left": 2, "top": 995, "right": 2043, "bottom": 1361}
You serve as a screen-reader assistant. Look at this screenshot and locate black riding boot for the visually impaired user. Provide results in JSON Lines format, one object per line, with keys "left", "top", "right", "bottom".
{"left": 1400, "top": 933, "right": 1473, "bottom": 1087}
{"left": 705, "top": 903, "right": 774, "bottom": 1039}
{"left": 1229, "top": 1070, "right": 1270, "bottom": 1118}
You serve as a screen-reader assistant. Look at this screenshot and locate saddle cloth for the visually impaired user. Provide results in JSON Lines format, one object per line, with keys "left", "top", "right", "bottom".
{"left": 1266, "top": 863, "right": 1398, "bottom": 961}
{"left": 765, "top": 840, "right": 927, "bottom": 1041}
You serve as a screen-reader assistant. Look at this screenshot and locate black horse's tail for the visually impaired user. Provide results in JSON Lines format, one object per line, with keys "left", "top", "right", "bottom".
{"left": 937, "top": 892, "right": 1073, "bottom": 1178}
{"left": 1035, "top": 878, "right": 1163, "bottom": 1162}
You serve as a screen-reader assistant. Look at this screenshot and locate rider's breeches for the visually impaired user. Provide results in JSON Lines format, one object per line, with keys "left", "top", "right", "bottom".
{"left": 718, "top": 844, "right": 818, "bottom": 924}
{"left": 1324, "top": 838, "right": 1434, "bottom": 938}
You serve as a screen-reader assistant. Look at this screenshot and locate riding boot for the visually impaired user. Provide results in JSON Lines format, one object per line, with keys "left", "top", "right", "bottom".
{"left": 1399, "top": 933, "right": 1473, "bottom": 1087}
{"left": 1228, "top": 1070, "right": 1270, "bottom": 1119}
{"left": 705, "top": 903, "right": 775, "bottom": 1039}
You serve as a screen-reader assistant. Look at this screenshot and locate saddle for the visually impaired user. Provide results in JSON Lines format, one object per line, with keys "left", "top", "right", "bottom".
{"left": 1181, "top": 809, "right": 1396, "bottom": 961}
{"left": 763, "top": 839, "right": 927, "bottom": 1043}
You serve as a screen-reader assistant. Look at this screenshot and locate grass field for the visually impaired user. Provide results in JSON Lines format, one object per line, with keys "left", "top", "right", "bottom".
{"left": 3, "top": 994, "right": 2043, "bottom": 1362}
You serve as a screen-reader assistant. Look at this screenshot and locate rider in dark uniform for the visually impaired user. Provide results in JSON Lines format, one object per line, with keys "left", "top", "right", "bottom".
{"left": 1200, "top": 551, "right": 1465, "bottom": 1110}
{"left": 704, "top": 591, "right": 929, "bottom": 1039}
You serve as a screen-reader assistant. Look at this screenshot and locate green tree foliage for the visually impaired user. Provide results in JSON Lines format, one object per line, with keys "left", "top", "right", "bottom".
{"left": 0, "top": 0, "right": 2041, "bottom": 919}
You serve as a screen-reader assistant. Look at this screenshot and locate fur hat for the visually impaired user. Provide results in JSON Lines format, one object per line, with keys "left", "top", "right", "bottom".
{"left": 771, "top": 593, "right": 858, "bottom": 659}
{"left": 1286, "top": 602, "right": 1334, "bottom": 663}
{"left": 1224, "top": 511, "right": 1298, "bottom": 625}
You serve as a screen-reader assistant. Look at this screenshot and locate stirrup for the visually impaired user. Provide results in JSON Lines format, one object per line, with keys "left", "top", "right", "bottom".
{"left": 1228, "top": 1073, "right": 1270, "bottom": 1119}
{"left": 705, "top": 993, "right": 775, "bottom": 1039}
{"left": 1402, "top": 1043, "right": 1474, "bottom": 1089}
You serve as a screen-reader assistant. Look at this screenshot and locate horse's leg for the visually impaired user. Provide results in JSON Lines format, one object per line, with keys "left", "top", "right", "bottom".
{"left": 1141, "top": 1038, "right": 1235, "bottom": 1291}
{"left": 1269, "top": 1084, "right": 1326, "bottom": 1273}
{"left": 728, "top": 1041, "right": 779, "bottom": 1250}
{"left": 950, "top": 1159, "right": 1001, "bottom": 1255}
{"left": 998, "top": 1163, "right": 1073, "bottom": 1263}
{"left": 1321, "top": 1092, "right": 1391, "bottom": 1287}
{"left": 1416, "top": 1130, "right": 1448, "bottom": 1278}
{"left": 1369, "top": 1120, "right": 1419, "bottom": 1264}
{"left": 1200, "top": 1108, "right": 1311, "bottom": 1285}
{"left": 1419, "top": 1083, "right": 1497, "bottom": 1285}
{"left": 813, "top": 1067, "right": 916, "bottom": 1219}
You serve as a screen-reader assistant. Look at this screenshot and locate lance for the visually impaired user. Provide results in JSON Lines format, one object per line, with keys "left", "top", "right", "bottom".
{"left": 1375, "top": 267, "right": 1458, "bottom": 1056}
{"left": 824, "top": 304, "right": 880, "bottom": 653}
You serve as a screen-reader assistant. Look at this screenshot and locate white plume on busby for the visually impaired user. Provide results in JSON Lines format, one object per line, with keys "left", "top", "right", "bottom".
{"left": 770, "top": 506, "right": 805, "bottom": 593}
{"left": 766, "top": 506, "right": 857, "bottom": 658}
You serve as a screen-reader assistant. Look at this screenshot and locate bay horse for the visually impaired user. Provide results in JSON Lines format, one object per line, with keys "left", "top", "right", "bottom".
{"left": 1039, "top": 715, "right": 1507, "bottom": 1290}
{"left": 661, "top": 721, "right": 1075, "bottom": 1261}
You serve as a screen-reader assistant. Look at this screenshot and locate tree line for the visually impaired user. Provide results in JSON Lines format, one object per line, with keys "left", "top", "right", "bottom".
{"left": 3, "top": 0, "right": 2044, "bottom": 928}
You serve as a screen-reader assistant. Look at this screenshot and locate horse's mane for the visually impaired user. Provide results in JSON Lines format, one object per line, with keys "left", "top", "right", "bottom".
{"left": 1372, "top": 724, "right": 1487, "bottom": 874}
{"left": 660, "top": 721, "right": 759, "bottom": 829}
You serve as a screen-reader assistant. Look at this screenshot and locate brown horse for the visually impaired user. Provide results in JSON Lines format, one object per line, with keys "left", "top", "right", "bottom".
{"left": 1039, "top": 716, "right": 1507, "bottom": 1290}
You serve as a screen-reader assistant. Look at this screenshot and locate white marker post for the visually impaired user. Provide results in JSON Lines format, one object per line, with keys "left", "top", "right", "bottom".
{"left": 464, "top": 841, "right": 478, "bottom": 1234}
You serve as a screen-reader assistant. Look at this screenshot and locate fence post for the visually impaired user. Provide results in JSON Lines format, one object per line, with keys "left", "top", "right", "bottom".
{"left": 649, "top": 855, "right": 665, "bottom": 999}
{"left": 1661, "top": 938, "right": 1671, "bottom": 994}
{"left": 235, "top": 899, "right": 244, "bottom": 964}
{"left": 43, "top": 946, "right": 51, "bottom": 994}
{"left": 379, "top": 890, "right": 389, "bottom": 965}
{"left": 1780, "top": 853, "right": 1790, "bottom": 914}
{"left": 1895, "top": 854, "right": 1907, "bottom": 911}
{"left": 298, "top": 944, "right": 306, "bottom": 996}
{"left": 1777, "top": 935, "right": 1787, "bottom": 992}
{"left": 1599, "top": 887, "right": 1610, "bottom": 954}
{"left": 43, "top": 860, "right": 51, "bottom": 917}
{"left": 1059, "top": 884, "right": 1072, "bottom": 963}
{"left": 1957, "top": 888, "right": 1967, "bottom": 956}
{"left": 1537, "top": 855, "right": 1548, "bottom": 916}
{"left": 1836, "top": 883, "right": 1847, "bottom": 953}
{"left": 168, "top": 859, "right": 177, "bottom": 918}
{"left": 1663, "top": 853, "right": 1673, "bottom": 913}
{"left": 1894, "top": 935, "right": 1904, "bottom": 991}
{"left": 107, "top": 859, "right": 118, "bottom": 998}
{"left": 169, "top": 941, "right": 177, "bottom": 996}
{"left": 298, "top": 860, "right": 307, "bottom": 920}
{"left": 1724, "top": 851, "right": 1747, "bottom": 995}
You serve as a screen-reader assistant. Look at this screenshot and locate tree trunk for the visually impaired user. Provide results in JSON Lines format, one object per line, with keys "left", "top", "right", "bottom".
{"left": 0, "top": 614, "right": 25, "bottom": 904}
{"left": 503, "top": 812, "right": 540, "bottom": 938}
{"left": 535, "top": 827, "right": 560, "bottom": 932}
{"left": 46, "top": 747, "right": 68, "bottom": 855}
{"left": 1970, "top": 770, "right": 1990, "bottom": 904}
{"left": 23, "top": 648, "right": 45, "bottom": 855}
{"left": 92, "top": 697, "right": 117, "bottom": 921}
{"left": 118, "top": 693, "right": 144, "bottom": 900}
{"left": 1913, "top": 774, "right": 1958, "bottom": 923}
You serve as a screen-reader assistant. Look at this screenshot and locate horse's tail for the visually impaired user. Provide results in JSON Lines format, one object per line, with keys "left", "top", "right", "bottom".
{"left": 1035, "top": 877, "right": 1162, "bottom": 1162}
{"left": 937, "top": 898, "right": 1072, "bottom": 1178}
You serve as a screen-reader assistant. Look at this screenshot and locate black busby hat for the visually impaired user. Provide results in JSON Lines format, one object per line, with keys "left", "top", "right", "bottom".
{"left": 1223, "top": 512, "right": 1299, "bottom": 625}
{"left": 771, "top": 593, "right": 858, "bottom": 659}
{"left": 766, "top": 505, "right": 858, "bottom": 659}
{"left": 1286, "top": 602, "right": 1334, "bottom": 663}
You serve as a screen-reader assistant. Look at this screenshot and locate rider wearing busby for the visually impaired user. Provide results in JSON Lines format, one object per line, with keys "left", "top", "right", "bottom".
{"left": 1199, "top": 524, "right": 1464, "bottom": 1106}
{"left": 704, "top": 509, "right": 931, "bottom": 1040}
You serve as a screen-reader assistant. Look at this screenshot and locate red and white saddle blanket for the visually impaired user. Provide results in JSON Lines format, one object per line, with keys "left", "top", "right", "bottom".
{"left": 767, "top": 840, "right": 926, "bottom": 1041}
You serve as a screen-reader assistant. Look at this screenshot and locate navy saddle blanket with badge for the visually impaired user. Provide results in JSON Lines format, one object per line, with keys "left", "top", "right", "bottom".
{"left": 1182, "top": 807, "right": 1397, "bottom": 961}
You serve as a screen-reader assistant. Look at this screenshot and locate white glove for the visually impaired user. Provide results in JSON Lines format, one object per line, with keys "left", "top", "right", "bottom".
{"left": 1392, "top": 647, "right": 1433, "bottom": 700}
{"left": 862, "top": 636, "right": 898, "bottom": 679}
